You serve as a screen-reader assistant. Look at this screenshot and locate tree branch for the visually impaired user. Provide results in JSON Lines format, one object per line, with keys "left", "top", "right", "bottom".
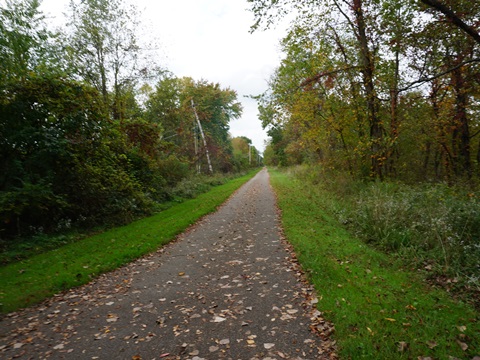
{"left": 421, "top": 0, "right": 480, "bottom": 45}
{"left": 398, "top": 58, "right": 480, "bottom": 92}
{"left": 300, "top": 66, "right": 360, "bottom": 88}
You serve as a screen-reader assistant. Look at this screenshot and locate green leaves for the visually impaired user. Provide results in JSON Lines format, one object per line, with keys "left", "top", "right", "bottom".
{"left": 0, "top": 0, "right": 55, "bottom": 83}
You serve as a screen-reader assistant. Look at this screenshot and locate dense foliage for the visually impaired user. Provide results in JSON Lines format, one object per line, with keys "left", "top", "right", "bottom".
{"left": 0, "top": 0, "right": 260, "bottom": 241}
{"left": 249, "top": 0, "right": 480, "bottom": 182}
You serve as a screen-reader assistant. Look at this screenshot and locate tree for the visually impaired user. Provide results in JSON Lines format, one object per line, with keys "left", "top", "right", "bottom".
{"left": 66, "top": 0, "right": 152, "bottom": 119}
{"left": 144, "top": 76, "right": 243, "bottom": 173}
{"left": 248, "top": 0, "right": 480, "bottom": 181}
{"left": 420, "top": 0, "right": 480, "bottom": 45}
{"left": 249, "top": 0, "right": 387, "bottom": 177}
{"left": 0, "top": 73, "right": 152, "bottom": 237}
{"left": 231, "top": 136, "right": 261, "bottom": 170}
{"left": 0, "top": 0, "right": 57, "bottom": 84}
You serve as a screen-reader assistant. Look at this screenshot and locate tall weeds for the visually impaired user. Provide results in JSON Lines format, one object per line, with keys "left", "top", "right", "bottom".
{"left": 291, "top": 165, "right": 480, "bottom": 293}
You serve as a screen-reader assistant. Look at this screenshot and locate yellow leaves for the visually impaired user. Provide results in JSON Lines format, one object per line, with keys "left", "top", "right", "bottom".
{"left": 384, "top": 318, "right": 396, "bottom": 322}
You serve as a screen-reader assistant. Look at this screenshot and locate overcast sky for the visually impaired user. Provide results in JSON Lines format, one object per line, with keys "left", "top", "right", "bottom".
{"left": 39, "top": 0, "right": 289, "bottom": 153}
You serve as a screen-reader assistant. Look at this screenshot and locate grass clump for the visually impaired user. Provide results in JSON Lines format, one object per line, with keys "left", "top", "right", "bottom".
{"left": 0, "top": 169, "right": 259, "bottom": 313}
{"left": 269, "top": 167, "right": 479, "bottom": 359}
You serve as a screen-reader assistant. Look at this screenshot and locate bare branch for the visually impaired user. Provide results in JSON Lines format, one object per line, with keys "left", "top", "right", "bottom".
{"left": 421, "top": 0, "right": 480, "bottom": 45}
{"left": 399, "top": 58, "right": 480, "bottom": 92}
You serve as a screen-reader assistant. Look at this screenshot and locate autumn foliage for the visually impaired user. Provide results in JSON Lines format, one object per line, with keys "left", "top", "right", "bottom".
{"left": 252, "top": 0, "right": 480, "bottom": 182}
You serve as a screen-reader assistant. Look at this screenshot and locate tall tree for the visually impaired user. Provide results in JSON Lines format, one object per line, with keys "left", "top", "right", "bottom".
{"left": 249, "top": 0, "right": 387, "bottom": 177}
{"left": 0, "top": 0, "right": 56, "bottom": 84}
{"left": 145, "top": 76, "right": 242, "bottom": 173}
{"left": 66, "top": 0, "right": 147, "bottom": 119}
{"left": 249, "top": 0, "right": 480, "bottom": 181}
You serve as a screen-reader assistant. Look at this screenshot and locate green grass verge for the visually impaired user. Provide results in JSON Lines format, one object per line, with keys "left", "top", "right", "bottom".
{"left": 0, "top": 169, "right": 259, "bottom": 313}
{"left": 269, "top": 168, "right": 479, "bottom": 359}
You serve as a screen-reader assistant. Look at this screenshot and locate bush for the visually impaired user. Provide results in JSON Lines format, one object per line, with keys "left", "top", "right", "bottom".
{"left": 0, "top": 181, "right": 69, "bottom": 238}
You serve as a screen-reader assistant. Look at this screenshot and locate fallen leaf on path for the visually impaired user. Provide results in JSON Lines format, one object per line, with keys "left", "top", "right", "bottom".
{"left": 264, "top": 343, "right": 275, "bottom": 349}
{"left": 212, "top": 316, "right": 226, "bottom": 323}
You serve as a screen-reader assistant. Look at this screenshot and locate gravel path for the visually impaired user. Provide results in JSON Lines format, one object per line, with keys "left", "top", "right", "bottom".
{"left": 0, "top": 169, "right": 336, "bottom": 360}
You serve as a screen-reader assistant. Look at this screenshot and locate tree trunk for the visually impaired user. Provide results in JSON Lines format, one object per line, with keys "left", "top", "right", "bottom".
{"left": 451, "top": 65, "right": 471, "bottom": 178}
{"left": 388, "top": 49, "right": 400, "bottom": 176}
{"left": 352, "top": 0, "right": 384, "bottom": 179}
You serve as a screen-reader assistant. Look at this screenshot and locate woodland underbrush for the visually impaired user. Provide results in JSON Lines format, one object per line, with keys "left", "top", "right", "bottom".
{"left": 290, "top": 165, "right": 480, "bottom": 308}
{"left": 0, "top": 171, "right": 248, "bottom": 265}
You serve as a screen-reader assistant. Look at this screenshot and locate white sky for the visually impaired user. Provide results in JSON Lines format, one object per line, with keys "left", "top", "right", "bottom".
{"left": 39, "top": 0, "right": 289, "bottom": 153}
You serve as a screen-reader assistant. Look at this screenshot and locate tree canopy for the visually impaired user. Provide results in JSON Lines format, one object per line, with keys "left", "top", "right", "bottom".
{"left": 249, "top": 0, "right": 480, "bottom": 181}
{"left": 0, "top": 0, "right": 258, "bottom": 240}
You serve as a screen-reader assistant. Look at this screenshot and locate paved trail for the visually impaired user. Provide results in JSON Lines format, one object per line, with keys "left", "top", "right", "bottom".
{"left": 1, "top": 169, "right": 335, "bottom": 360}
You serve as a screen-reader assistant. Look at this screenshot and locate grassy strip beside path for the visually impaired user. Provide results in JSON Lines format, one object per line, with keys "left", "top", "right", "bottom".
{"left": 0, "top": 170, "right": 259, "bottom": 314}
{"left": 269, "top": 168, "right": 479, "bottom": 359}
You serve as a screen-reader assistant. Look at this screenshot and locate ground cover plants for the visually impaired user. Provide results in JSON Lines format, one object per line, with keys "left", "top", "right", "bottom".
{"left": 0, "top": 170, "right": 259, "bottom": 313}
{"left": 269, "top": 167, "right": 479, "bottom": 359}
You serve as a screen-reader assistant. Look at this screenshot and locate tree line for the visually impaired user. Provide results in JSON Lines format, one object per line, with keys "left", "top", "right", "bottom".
{"left": 249, "top": 0, "right": 480, "bottom": 182}
{"left": 0, "top": 0, "right": 260, "bottom": 239}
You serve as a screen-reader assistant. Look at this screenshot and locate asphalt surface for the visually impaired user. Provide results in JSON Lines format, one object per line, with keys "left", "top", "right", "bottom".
{"left": 0, "top": 169, "right": 335, "bottom": 360}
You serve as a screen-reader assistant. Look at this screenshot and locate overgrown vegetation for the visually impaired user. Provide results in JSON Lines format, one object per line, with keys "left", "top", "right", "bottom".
{"left": 270, "top": 167, "right": 480, "bottom": 359}
{"left": 289, "top": 165, "right": 480, "bottom": 308}
{"left": 0, "top": 169, "right": 259, "bottom": 313}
